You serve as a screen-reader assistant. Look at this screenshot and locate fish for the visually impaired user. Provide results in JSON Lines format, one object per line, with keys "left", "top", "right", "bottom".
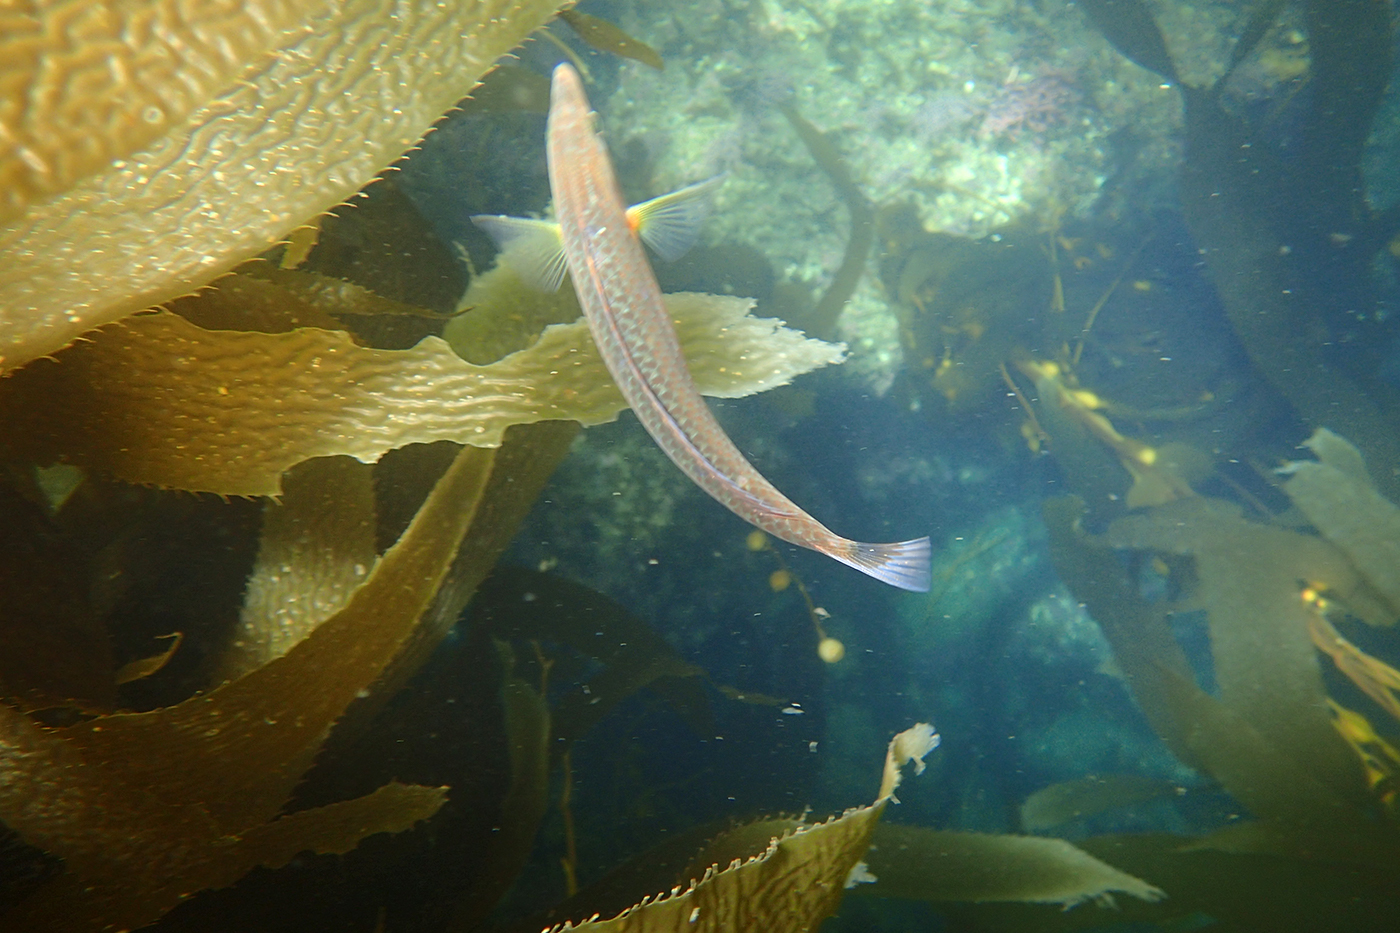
{"left": 472, "top": 174, "right": 725, "bottom": 293}
{"left": 474, "top": 63, "right": 930, "bottom": 592}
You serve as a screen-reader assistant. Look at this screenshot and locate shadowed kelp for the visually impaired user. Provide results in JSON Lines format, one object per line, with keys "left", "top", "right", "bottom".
{"left": 1033, "top": 490, "right": 1400, "bottom": 929}
{"left": 1079, "top": 0, "right": 1400, "bottom": 498}
{"left": 778, "top": 101, "right": 876, "bottom": 342}
{"left": 876, "top": 203, "right": 1054, "bottom": 412}
{"left": 0, "top": 442, "right": 502, "bottom": 931}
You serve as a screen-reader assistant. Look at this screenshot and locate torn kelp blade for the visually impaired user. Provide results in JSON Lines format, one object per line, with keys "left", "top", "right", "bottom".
{"left": 0, "top": 287, "right": 843, "bottom": 497}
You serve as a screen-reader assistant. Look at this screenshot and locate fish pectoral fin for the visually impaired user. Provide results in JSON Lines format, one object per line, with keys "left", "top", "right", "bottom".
{"left": 470, "top": 215, "right": 570, "bottom": 292}
{"left": 627, "top": 174, "right": 726, "bottom": 263}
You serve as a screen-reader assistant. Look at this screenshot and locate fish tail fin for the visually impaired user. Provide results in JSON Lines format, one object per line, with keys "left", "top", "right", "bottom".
{"left": 835, "top": 537, "right": 932, "bottom": 592}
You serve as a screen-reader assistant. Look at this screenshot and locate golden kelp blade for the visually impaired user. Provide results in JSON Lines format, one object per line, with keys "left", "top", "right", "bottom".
{"left": 216, "top": 457, "right": 379, "bottom": 682}
{"left": 545, "top": 724, "right": 937, "bottom": 932}
{"left": 0, "top": 0, "right": 303, "bottom": 222}
{"left": 1018, "top": 359, "right": 1195, "bottom": 510}
{"left": 1309, "top": 610, "right": 1400, "bottom": 723}
{"left": 0, "top": 286, "right": 842, "bottom": 497}
{"left": 1329, "top": 700, "right": 1400, "bottom": 813}
{"left": 0, "top": 0, "right": 565, "bottom": 373}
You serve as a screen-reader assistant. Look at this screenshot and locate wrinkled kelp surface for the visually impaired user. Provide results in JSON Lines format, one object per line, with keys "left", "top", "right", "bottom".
{"left": 0, "top": 0, "right": 566, "bottom": 372}
{"left": 6, "top": 0, "right": 1400, "bottom": 930}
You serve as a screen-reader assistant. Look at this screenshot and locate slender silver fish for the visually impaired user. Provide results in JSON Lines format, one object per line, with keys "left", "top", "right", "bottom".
{"left": 508, "top": 63, "right": 930, "bottom": 591}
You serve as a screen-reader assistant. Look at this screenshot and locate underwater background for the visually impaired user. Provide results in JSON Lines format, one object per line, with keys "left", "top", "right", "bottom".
{"left": 4, "top": 0, "right": 1400, "bottom": 931}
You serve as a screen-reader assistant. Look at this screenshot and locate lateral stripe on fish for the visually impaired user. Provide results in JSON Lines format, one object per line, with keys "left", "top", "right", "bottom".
{"left": 482, "top": 62, "right": 931, "bottom": 592}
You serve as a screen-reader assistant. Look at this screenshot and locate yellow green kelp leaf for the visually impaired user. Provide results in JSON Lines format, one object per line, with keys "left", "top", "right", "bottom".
{"left": 0, "top": 0, "right": 566, "bottom": 373}
{"left": 1283, "top": 428, "right": 1400, "bottom": 623}
{"left": 962, "top": 830, "right": 1400, "bottom": 933}
{"left": 0, "top": 441, "right": 495, "bottom": 930}
{"left": 0, "top": 291, "right": 842, "bottom": 497}
{"left": 1020, "top": 774, "right": 1184, "bottom": 833}
{"left": 445, "top": 256, "right": 586, "bottom": 364}
{"left": 552, "top": 810, "right": 873, "bottom": 932}
{"left": 862, "top": 824, "right": 1165, "bottom": 908}
{"left": 215, "top": 456, "right": 379, "bottom": 682}
{"left": 548, "top": 725, "right": 939, "bottom": 932}
{"left": 1105, "top": 497, "right": 1367, "bottom": 803}
{"left": 445, "top": 251, "right": 846, "bottom": 378}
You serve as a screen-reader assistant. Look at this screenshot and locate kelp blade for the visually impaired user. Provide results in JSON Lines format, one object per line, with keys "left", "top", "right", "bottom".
{"left": 0, "top": 440, "right": 502, "bottom": 930}
{"left": 0, "top": 0, "right": 565, "bottom": 373}
{"left": 0, "top": 291, "right": 842, "bottom": 497}
{"left": 862, "top": 825, "right": 1164, "bottom": 907}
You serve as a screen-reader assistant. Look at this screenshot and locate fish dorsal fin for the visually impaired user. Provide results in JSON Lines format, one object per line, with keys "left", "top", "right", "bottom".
{"left": 470, "top": 215, "right": 570, "bottom": 292}
{"left": 626, "top": 174, "right": 725, "bottom": 262}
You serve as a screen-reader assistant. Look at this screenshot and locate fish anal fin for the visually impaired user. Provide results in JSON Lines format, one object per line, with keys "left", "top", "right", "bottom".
{"left": 470, "top": 215, "right": 570, "bottom": 292}
{"left": 627, "top": 174, "right": 726, "bottom": 262}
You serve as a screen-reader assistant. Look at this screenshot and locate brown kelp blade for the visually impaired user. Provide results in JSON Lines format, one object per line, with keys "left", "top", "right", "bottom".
{"left": 0, "top": 442, "right": 501, "bottom": 931}
{"left": 536, "top": 724, "right": 939, "bottom": 932}
{"left": 0, "top": 284, "right": 843, "bottom": 498}
{"left": 862, "top": 824, "right": 1164, "bottom": 908}
{"left": 558, "top": 10, "right": 664, "bottom": 71}
{"left": 1076, "top": 0, "right": 1180, "bottom": 84}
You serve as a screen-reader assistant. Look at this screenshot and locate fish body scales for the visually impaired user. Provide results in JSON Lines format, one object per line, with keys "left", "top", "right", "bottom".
{"left": 545, "top": 64, "right": 930, "bottom": 592}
